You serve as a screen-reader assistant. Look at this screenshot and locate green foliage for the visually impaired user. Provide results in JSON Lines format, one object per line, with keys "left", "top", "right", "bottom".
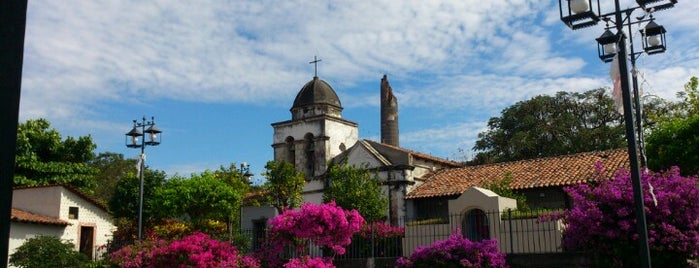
{"left": 14, "top": 118, "right": 98, "bottom": 192}
{"left": 9, "top": 235, "right": 88, "bottom": 268}
{"left": 646, "top": 114, "right": 699, "bottom": 176}
{"left": 322, "top": 163, "right": 388, "bottom": 222}
{"left": 472, "top": 88, "right": 626, "bottom": 164}
{"left": 481, "top": 172, "right": 529, "bottom": 211}
{"left": 262, "top": 160, "right": 305, "bottom": 212}
{"left": 88, "top": 152, "right": 137, "bottom": 203}
{"left": 678, "top": 76, "right": 699, "bottom": 117}
{"left": 153, "top": 171, "right": 244, "bottom": 223}
{"left": 108, "top": 168, "right": 166, "bottom": 220}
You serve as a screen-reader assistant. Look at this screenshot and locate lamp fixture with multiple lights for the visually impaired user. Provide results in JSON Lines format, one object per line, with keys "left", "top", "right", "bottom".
{"left": 558, "top": 0, "right": 677, "bottom": 267}
{"left": 125, "top": 116, "right": 162, "bottom": 241}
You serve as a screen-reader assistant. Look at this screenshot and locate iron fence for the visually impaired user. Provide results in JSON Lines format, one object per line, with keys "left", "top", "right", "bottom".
{"left": 238, "top": 209, "right": 565, "bottom": 259}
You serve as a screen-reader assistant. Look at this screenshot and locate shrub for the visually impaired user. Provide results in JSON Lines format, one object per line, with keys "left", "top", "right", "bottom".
{"left": 110, "top": 232, "right": 259, "bottom": 268}
{"left": 10, "top": 235, "right": 88, "bottom": 268}
{"left": 395, "top": 232, "right": 508, "bottom": 268}
{"left": 561, "top": 166, "right": 699, "bottom": 267}
{"left": 258, "top": 201, "right": 364, "bottom": 267}
{"left": 283, "top": 256, "right": 335, "bottom": 268}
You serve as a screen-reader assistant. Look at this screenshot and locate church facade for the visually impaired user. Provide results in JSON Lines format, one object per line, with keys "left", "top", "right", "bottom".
{"left": 272, "top": 74, "right": 461, "bottom": 223}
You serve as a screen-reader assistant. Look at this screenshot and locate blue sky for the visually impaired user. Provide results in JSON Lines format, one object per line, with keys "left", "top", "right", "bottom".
{"left": 19, "top": 1, "right": 699, "bottom": 183}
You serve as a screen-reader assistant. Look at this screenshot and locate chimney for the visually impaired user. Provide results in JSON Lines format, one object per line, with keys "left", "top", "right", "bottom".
{"left": 380, "top": 75, "right": 399, "bottom": 147}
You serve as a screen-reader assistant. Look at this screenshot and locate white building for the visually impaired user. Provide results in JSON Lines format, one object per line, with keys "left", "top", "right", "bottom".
{"left": 9, "top": 185, "right": 115, "bottom": 265}
{"left": 271, "top": 74, "right": 460, "bottom": 223}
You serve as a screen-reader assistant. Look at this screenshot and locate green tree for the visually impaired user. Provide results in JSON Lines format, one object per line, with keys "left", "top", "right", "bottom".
{"left": 481, "top": 172, "right": 528, "bottom": 211}
{"left": 472, "top": 88, "right": 626, "bottom": 164}
{"left": 154, "top": 171, "right": 244, "bottom": 223}
{"left": 262, "top": 160, "right": 305, "bottom": 212}
{"left": 322, "top": 163, "right": 387, "bottom": 222}
{"left": 88, "top": 152, "right": 137, "bottom": 203}
{"left": 677, "top": 76, "right": 699, "bottom": 117}
{"left": 14, "top": 119, "right": 98, "bottom": 192}
{"left": 108, "top": 168, "right": 167, "bottom": 221}
{"left": 646, "top": 114, "right": 699, "bottom": 176}
{"left": 9, "top": 236, "right": 88, "bottom": 268}
{"left": 646, "top": 77, "right": 699, "bottom": 176}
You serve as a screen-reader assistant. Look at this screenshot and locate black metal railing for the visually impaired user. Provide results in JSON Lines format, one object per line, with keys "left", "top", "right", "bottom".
{"left": 238, "top": 208, "right": 565, "bottom": 259}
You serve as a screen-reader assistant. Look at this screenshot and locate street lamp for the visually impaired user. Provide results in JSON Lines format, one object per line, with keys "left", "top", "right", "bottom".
{"left": 125, "top": 116, "right": 162, "bottom": 241}
{"left": 239, "top": 162, "right": 254, "bottom": 184}
{"left": 558, "top": 0, "right": 677, "bottom": 267}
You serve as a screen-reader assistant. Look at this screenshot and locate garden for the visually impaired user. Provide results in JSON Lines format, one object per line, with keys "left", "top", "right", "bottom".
{"left": 10, "top": 165, "right": 699, "bottom": 268}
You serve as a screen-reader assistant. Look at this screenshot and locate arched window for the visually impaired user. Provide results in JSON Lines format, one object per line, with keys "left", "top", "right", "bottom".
{"left": 462, "top": 209, "right": 490, "bottom": 241}
{"left": 304, "top": 133, "right": 315, "bottom": 175}
{"left": 286, "top": 137, "right": 295, "bottom": 166}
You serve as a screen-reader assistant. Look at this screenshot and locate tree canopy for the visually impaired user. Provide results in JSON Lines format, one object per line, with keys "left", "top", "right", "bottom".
{"left": 108, "top": 168, "right": 167, "bottom": 221}
{"left": 471, "top": 88, "right": 626, "bottom": 164}
{"left": 262, "top": 160, "right": 305, "bottom": 212}
{"left": 646, "top": 76, "right": 699, "bottom": 176}
{"left": 153, "top": 171, "right": 244, "bottom": 223}
{"left": 89, "top": 152, "right": 138, "bottom": 202}
{"left": 322, "top": 163, "right": 387, "bottom": 222}
{"left": 14, "top": 119, "right": 98, "bottom": 192}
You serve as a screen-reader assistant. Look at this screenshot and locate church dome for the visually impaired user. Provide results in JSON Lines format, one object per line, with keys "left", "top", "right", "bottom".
{"left": 292, "top": 76, "right": 342, "bottom": 109}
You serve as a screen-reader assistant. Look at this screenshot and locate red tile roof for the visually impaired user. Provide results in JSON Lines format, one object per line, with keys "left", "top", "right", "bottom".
{"left": 407, "top": 148, "right": 629, "bottom": 199}
{"left": 11, "top": 208, "right": 69, "bottom": 226}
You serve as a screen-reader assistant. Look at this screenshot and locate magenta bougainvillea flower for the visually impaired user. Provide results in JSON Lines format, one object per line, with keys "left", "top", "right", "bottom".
{"left": 560, "top": 165, "right": 699, "bottom": 267}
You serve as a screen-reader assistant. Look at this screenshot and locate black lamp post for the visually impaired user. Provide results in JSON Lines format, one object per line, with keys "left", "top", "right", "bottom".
{"left": 239, "top": 162, "right": 254, "bottom": 184}
{"left": 558, "top": 0, "right": 676, "bottom": 267}
{"left": 125, "top": 116, "right": 162, "bottom": 241}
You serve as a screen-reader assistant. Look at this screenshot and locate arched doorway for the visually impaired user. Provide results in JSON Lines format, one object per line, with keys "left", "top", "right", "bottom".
{"left": 462, "top": 208, "right": 490, "bottom": 241}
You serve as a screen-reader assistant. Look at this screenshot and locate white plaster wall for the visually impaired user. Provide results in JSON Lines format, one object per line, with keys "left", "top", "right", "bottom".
{"left": 12, "top": 187, "right": 62, "bottom": 218}
{"left": 11, "top": 187, "right": 115, "bottom": 260}
{"left": 345, "top": 147, "right": 382, "bottom": 169}
{"left": 448, "top": 187, "right": 517, "bottom": 215}
{"left": 59, "top": 188, "right": 115, "bottom": 259}
{"left": 241, "top": 206, "right": 277, "bottom": 231}
{"left": 273, "top": 122, "right": 321, "bottom": 144}
{"left": 323, "top": 120, "right": 358, "bottom": 157}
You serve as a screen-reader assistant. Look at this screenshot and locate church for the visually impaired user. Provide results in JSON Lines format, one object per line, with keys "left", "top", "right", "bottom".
{"left": 271, "top": 73, "right": 461, "bottom": 223}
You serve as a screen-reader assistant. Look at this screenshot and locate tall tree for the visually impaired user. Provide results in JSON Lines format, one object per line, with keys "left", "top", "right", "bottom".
{"left": 262, "top": 160, "right": 305, "bottom": 213}
{"left": 646, "top": 76, "right": 699, "bottom": 176}
{"left": 322, "top": 163, "right": 387, "bottom": 222}
{"left": 89, "top": 152, "right": 137, "bottom": 203}
{"left": 153, "top": 171, "right": 244, "bottom": 223}
{"left": 472, "top": 88, "right": 626, "bottom": 164}
{"left": 108, "top": 168, "right": 167, "bottom": 221}
{"left": 14, "top": 119, "right": 98, "bottom": 192}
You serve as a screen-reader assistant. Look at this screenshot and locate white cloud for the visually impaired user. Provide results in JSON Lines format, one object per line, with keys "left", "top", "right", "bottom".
{"left": 18, "top": 0, "right": 699, "bottom": 170}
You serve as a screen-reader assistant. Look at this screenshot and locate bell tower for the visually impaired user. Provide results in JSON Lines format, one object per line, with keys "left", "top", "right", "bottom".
{"left": 271, "top": 59, "right": 358, "bottom": 203}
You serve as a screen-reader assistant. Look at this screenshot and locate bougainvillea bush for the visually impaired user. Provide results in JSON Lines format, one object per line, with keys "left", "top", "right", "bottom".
{"left": 395, "top": 232, "right": 508, "bottom": 268}
{"left": 561, "top": 166, "right": 699, "bottom": 267}
{"left": 283, "top": 256, "right": 335, "bottom": 268}
{"left": 258, "top": 201, "right": 364, "bottom": 267}
{"left": 110, "top": 232, "right": 259, "bottom": 268}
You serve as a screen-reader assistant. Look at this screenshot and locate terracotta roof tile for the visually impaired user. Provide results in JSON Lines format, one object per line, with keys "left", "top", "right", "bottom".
{"left": 11, "top": 208, "right": 69, "bottom": 226}
{"left": 407, "top": 148, "right": 629, "bottom": 199}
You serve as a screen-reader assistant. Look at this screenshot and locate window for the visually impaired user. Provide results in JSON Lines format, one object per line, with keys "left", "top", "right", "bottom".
{"left": 286, "top": 137, "right": 295, "bottom": 166}
{"left": 68, "top": 207, "right": 79, "bottom": 219}
{"left": 305, "top": 134, "right": 315, "bottom": 175}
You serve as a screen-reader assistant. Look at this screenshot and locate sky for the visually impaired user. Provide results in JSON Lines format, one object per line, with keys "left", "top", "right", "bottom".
{"left": 19, "top": 0, "right": 699, "bottom": 184}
